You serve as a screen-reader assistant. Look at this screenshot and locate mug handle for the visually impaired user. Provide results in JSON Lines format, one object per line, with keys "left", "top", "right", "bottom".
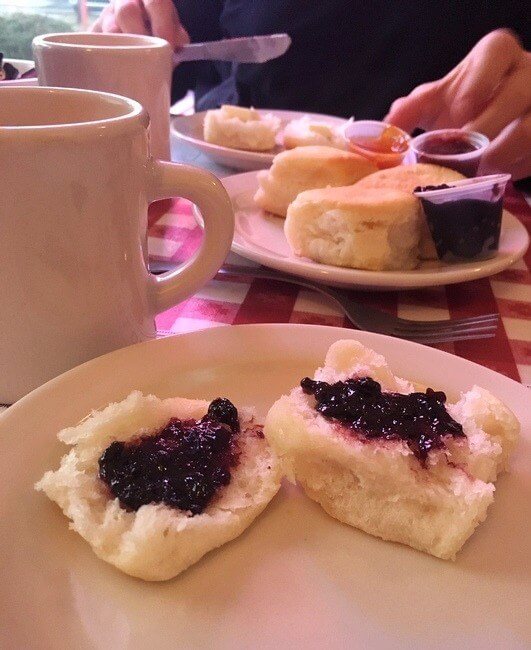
{"left": 147, "top": 160, "right": 234, "bottom": 313}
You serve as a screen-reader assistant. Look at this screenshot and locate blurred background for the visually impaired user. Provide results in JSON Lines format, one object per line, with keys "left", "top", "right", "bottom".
{"left": 0, "top": 0, "right": 103, "bottom": 57}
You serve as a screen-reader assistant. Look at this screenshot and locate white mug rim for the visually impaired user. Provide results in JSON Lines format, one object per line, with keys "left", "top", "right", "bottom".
{"left": 0, "top": 86, "right": 148, "bottom": 139}
{"left": 33, "top": 32, "right": 169, "bottom": 51}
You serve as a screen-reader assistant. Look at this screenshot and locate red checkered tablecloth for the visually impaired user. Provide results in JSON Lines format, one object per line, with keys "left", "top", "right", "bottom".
{"left": 149, "top": 188, "right": 531, "bottom": 386}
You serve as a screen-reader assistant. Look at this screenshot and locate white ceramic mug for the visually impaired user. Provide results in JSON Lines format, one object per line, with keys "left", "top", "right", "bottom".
{"left": 0, "top": 87, "right": 234, "bottom": 403}
{"left": 33, "top": 32, "right": 172, "bottom": 160}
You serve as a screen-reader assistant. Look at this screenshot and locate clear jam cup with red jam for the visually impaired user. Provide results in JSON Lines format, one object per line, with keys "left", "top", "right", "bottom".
{"left": 411, "top": 129, "right": 489, "bottom": 177}
{"left": 342, "top": 120, "right": 411, "bottom": 169}
{"left": 413, "top": 174, "right": 510, "bottom": 262}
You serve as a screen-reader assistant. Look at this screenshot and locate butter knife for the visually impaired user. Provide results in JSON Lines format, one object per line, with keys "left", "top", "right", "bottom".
{"left": 22, "top": 33, "right": 292, "bottom": 80}
{"left": 173, "top": 33, "right": 291, "bottom": 64}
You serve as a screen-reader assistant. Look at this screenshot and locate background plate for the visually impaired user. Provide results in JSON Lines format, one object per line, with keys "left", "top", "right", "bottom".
{"left": 1, "top": 324, "right": 530, "bottom": 649}
{"left": 171, "top": 109, "right": 347, "bottom": 171}
{"left": 1, "top": 59, "right": 36, "bottom": 87}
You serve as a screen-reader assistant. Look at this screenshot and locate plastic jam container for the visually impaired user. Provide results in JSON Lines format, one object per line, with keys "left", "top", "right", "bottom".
{"left": 413, "top": 174, "right": 510, "bottom": 262}
{"left": 343, "top": 120, "right": 410, "bottom": 169}
{"left": 411, "top": 129, "right": 489, "bottom": 177}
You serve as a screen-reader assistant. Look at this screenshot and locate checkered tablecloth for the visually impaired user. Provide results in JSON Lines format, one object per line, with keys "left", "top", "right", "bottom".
{"left": 0, "top": 184, "right": 528, "bottom": 415}
{"left": 149, "top": 187, "right": 531, "bottom": 386}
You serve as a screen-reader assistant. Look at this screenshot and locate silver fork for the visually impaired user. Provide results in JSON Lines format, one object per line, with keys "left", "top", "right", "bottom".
{"left": 216, "top": 264, "right": 499, "bottom": 344}
{"left": 149, "top": 260, "right": 498, "bottom": 343}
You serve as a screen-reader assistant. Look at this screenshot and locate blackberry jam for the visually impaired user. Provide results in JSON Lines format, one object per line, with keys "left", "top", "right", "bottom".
{"left": 413, "top": 176, "right": 508, "bottom": 262}
{"left": 411, "top": 129, "right": 489, "bottom": 176}
{"left": 419, "top": 135, "right": 477, "bottom": 156}
{"left": 98, "top": 398, "right": 241, "bottom": 515}
{"left": 206, "top": 397, "right": 240, "bottom": 432}
{"left": 422, "top": 195, "right": 503, "bottom": 260}
{"left": 301, "top": 376, "right": 464, "bottom": 463}
{"left": 414, "top": 184, "right": 453, "bottom": 193}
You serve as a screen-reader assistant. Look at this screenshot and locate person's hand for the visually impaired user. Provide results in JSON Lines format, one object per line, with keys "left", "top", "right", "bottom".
{"left": 385, "top": 30, "right": 531, "bottom": 179}
{"left": 92, "top": 0, "right": 190, "bottom": 50}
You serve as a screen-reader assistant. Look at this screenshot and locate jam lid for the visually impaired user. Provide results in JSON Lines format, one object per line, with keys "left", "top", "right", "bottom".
{"left": 413, "top": 173, "right": 511, "bottom": 200}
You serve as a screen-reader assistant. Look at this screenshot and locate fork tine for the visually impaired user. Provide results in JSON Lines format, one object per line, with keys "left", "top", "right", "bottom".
{"left": 403, "top": 313, "right": 499, "bottom": 325}
{"left": 394, "top": 314, "right": 499, "bottom": 332}
{"left": 395, "top": 327, "right": 496, "bottom": 341}
{"left": 214, "top": 266, "right": 502, "bottom": 342}
{"left": 396, "top": 322, "right": 498, "bottom": 337}
{"left": 394, "top": 316, "right": 499, "bottom": 334}
{"left": 401, "top": 331, "right": 497, "bottom": 344}
{"left": 395, "top": 326, "right": 499, "bottom": 340}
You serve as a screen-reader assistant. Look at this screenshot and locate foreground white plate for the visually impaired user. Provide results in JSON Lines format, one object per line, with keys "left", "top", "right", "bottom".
{"left": 1, "top": 324, "right": 530, "bottom": 649}
{"left": 218, "top": 171, "right": 529, "bottom": 289}
{"left": 171, "top": 109, "right": 347, "bottom": 171}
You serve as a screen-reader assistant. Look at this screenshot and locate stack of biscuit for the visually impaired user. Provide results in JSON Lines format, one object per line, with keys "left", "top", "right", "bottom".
{"left": 254, "top": 149, "right": 467, "bottom": 271}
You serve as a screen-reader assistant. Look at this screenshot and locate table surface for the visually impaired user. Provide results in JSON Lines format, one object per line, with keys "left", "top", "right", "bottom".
{"left": 0, "top": 141, "right": 528, "bottom": 415}
{"left": 151, "top": 138, "right": 531, "bottom": 387}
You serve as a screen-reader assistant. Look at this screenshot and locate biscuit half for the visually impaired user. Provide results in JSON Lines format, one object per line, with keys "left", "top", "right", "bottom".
{"left": 285, "top": 186, "right": 422, "bottom": 271}
{"left": 36, "top": 392, "right": 282, "bottom": 580}
{"left": 264, "top": 340, "right": 519, "bottom": 560}
{"left": 353, "top": 163, "right": 466, "bottom": 259}
{"left": 254, "top": 146, "right": 377, "bottom": 217}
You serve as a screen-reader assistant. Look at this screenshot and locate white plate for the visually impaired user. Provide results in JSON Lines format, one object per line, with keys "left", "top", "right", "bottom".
{"left": 171, "top": 109, "right": 347, "bottom": 171}
{"left": 217, "top": 171, "right": 529, "bottom": 289}
{"left": 1, "top": 58, "right": 37, "bottom": 87}
{"left": 1, "top": 324, "right": 530, "bottom": 649}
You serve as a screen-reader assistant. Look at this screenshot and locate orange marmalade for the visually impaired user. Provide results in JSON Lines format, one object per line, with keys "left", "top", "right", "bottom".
{"left": 347, "top": 124, "right": 410, "bottom": 169}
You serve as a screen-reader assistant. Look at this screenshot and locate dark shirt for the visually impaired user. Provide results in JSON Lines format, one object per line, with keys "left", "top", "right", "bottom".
{"left": 172, "top": 1, "right": 529, "bottom": 122}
